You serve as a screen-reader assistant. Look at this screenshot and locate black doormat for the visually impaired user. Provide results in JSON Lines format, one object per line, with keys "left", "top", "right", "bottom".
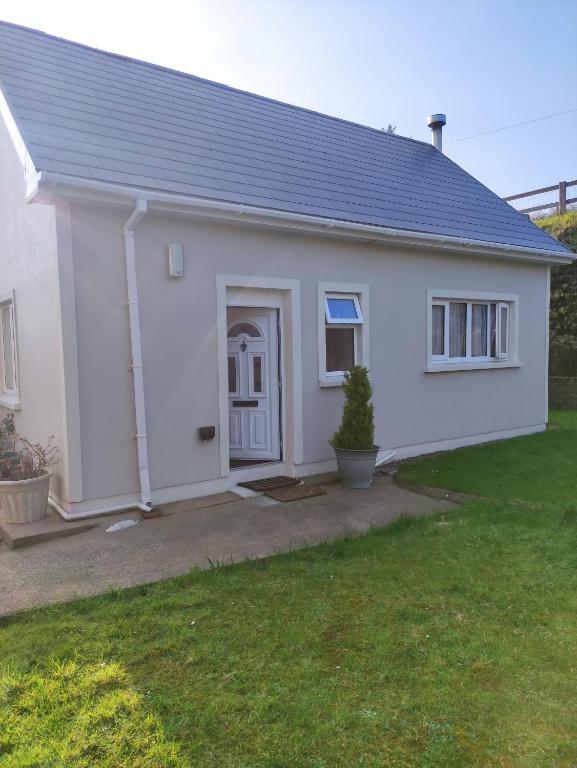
{"left": 238, "top": 476, "right": 301, "bottom": 492}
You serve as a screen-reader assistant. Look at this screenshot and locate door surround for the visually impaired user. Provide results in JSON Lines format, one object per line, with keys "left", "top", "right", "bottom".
{"left": 216, "top": 275, "right": 302, "bottom": 477}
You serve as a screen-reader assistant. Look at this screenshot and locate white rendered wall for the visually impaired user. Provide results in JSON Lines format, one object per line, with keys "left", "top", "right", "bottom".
{"left": 0, "top": 118, "right": 71, "bottom": 504}
{"left": 68, "top": 203, "right": 549, "bottom": 505}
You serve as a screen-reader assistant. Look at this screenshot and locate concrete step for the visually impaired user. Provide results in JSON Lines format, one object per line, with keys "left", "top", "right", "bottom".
{"left": 0, "top": 508, "right": 94, "bottom": 549}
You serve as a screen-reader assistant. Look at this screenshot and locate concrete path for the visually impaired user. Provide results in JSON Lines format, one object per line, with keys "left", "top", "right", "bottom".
{"left": 0, "top": 477, "right": 452, "bottom": 616}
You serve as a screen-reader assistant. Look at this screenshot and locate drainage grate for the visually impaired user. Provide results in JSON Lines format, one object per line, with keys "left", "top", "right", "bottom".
{"left": 238, "top": 476, "right": 301, "bottom": 492}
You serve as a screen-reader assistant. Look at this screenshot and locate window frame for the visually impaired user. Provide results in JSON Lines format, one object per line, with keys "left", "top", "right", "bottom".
{"left": 0, "top": 290, "right": 20, "bottom": 409}
{"left": 318, "top": 283, "right": 369, "bottom": 387}
{"left": 426, "top": 289, "right": 520, "bottom": 373}
{"left": 498, "top": 302, "right": 510, "bottom": 359}
{"left": 324, "top": 293, "right": 364, "bottom": 325}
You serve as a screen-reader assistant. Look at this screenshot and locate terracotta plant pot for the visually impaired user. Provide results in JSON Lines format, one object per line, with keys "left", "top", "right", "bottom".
{"left": 0, "top": 471, "right": 51, "bottom": 524}
{"left": 334, "top": 446, "right": 380, "bottom": 489}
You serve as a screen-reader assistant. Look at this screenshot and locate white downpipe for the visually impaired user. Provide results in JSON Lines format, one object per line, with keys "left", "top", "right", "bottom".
{"left": 124, "top": 199, "right": 152, "bottom": 510}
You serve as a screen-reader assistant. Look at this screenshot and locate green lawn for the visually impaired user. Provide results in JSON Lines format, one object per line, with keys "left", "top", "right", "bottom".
{"left": 397, "top": 410, "right": 577, "bottom": 506}
{"left": 2, "top": 414, "right": 577, "bottom": 767}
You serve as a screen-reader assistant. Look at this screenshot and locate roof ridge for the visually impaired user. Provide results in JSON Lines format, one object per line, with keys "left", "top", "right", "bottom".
{"left": 0, "top": 18, "right": 431, "bottom": 149}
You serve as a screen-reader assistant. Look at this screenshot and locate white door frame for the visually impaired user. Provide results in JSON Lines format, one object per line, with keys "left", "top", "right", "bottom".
{"left": 216, "top": 275, "right": 303, "bottom": 477}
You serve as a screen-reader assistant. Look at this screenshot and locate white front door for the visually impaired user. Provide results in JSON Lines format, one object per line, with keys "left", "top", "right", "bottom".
{"left": 227, "top": 308, "right": 281, "bottom": 462}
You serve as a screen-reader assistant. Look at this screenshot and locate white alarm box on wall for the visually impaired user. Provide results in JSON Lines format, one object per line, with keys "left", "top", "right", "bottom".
{"left": 168, "top": 243, "right": 184, "bottom": 277}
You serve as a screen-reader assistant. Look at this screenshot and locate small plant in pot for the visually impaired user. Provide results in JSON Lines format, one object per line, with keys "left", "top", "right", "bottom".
{"left": 330, "top": 366, "right": 379, "bottom": 489}
{"left": 0, "top": 414, "right": 60, "bottom": 524}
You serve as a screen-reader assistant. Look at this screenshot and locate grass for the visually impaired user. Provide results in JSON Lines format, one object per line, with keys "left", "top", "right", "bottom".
{"left": 397, "top": 410, "right": 577, "bottom": 506}
{"left": 2, "top": 413, "right": 577, "bottom": 766}
{"left": 535, "top": 210, "right": 577, "bottom": 252}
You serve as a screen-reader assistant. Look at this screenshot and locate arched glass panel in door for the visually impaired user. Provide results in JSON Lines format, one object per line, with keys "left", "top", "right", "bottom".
{"left": 227, "top": 322, "right": 262, "bottom": 338}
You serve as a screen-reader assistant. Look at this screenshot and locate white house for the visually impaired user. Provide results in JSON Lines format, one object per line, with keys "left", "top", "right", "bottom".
{"left": 0, "top": 21, "right": 572, "bottom": 519}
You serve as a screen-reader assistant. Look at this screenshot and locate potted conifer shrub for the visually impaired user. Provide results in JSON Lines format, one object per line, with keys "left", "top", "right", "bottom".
{"left": 330, "top": 366, "right": 379, "bottom": 489}
{"left": 0, "top": 414, "right": 60, "bottom": 524}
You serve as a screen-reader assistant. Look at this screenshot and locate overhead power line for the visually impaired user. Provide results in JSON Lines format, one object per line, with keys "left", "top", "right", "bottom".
{"left": 446, "top": 108, "right": 577, "bottom": 144}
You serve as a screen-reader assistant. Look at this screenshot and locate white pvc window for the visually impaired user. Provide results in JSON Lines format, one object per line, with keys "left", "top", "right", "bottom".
{"left": 0, "top": 293, "right": 18, "bottom": 400}
{"left": 431, "top": 298, "right": 511, "bottom": 365}
{"left": 325, "top": 294, "right": 363, "bottom": 324}
{"left": 318, "top": 283, "right": 369, "bottom": 386}
{"left": 323, "top": 293, "right": 363, "bottom": 376}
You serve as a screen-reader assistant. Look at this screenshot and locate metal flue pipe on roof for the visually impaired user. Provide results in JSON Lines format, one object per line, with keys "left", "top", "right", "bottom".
{"left": 427, "top": 114, "right": 446, "bottom": 152}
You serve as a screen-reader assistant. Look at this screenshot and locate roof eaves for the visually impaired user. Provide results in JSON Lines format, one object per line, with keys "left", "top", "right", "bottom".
{"left": 438, "top": 148, "right": 570, "bottom": 255}
{"left": 33, "top": 170, "right": 575, "bottom": 264}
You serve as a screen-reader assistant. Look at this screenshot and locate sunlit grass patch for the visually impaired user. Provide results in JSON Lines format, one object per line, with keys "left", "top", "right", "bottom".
{"left": 2, "top": 412, "right": 577, "bottom": 765}
{"left": 0, "top": 660, "right": 184, "bottom": 767}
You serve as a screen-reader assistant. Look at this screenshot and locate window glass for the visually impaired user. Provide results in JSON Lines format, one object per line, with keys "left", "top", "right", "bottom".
{"left": 325, "top": 295, "right": 363, "bottom": 323}
{"left": 432, "top": 304, "right": 445, "bottom": 356}
{"left": 228, "top": 322, "right": 261, "bottom": 338}
{"left": 253, "top": 355, "right": 263, "bottom": 393}
{"left": 227, "top": 356, "right": 237, "bottom": 394}
{"left": 326, "top": 328, "right": 354, "bottom": 373}
{"left": 449, "top": 303, "right": 467, "bottom": 358}
{"left": 326, "top": 297, "right": 359, "bottom": 322}
{"left": 471, "top": 304, "right": 488, "bottom": 357}
{"left": 1, "top": 306, "right": 15, "bottom": 391}
{"left": 432, "top": 297, "right": 512, "bottom": 365}
{"left": 500, "top": 305, "right": 508, "bottom": 354}
{"left": 490, "top": 304, "right": 497, "bottom": 357}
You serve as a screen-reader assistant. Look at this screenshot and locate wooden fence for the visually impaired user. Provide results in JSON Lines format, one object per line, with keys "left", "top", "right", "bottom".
{"left": 504, "top": 179, "right": 577, "bottom": 215}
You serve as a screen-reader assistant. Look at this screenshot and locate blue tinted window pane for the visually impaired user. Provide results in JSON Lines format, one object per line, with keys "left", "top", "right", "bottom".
{"left": 327, "top": 298, "right": 358, "bottom": 320}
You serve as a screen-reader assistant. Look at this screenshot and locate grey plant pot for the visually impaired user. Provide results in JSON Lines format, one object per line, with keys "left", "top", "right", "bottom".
{"left": 333, "top": 446, "right": 380, "bottom": 489}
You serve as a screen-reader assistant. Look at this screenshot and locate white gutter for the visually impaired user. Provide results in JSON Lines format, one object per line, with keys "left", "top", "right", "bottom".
{"left": 33, "top": 172, "right": 574, "bottom": 266}
{"left": 124, "top": 198, "right": 153, "bottom": 512}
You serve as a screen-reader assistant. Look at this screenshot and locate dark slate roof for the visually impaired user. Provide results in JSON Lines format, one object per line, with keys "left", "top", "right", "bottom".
{"left": 0, "top": 21, "right": 569, "bottom": 254}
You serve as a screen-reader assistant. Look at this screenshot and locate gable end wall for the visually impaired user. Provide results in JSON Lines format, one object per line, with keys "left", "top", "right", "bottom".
{"left": 0, "top": 116, "right": 71, "bottom": 504}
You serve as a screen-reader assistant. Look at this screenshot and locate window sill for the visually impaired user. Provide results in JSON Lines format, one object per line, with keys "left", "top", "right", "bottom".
{"left": 424, "top": 360, "right": 522, "bottom": 373}
{"left": 319, "top": 376, "right": 345, "bottom": 388}
{"left": 0, "top": 393, "right": 21, "bottom": 410}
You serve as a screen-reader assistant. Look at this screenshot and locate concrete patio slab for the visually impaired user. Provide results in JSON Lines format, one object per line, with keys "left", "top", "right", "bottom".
{"left": 158, "top": 491, "right": 239, "bottom": 515}
{"left": 0, "top": 476, "right": 453, "bottom": 616}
